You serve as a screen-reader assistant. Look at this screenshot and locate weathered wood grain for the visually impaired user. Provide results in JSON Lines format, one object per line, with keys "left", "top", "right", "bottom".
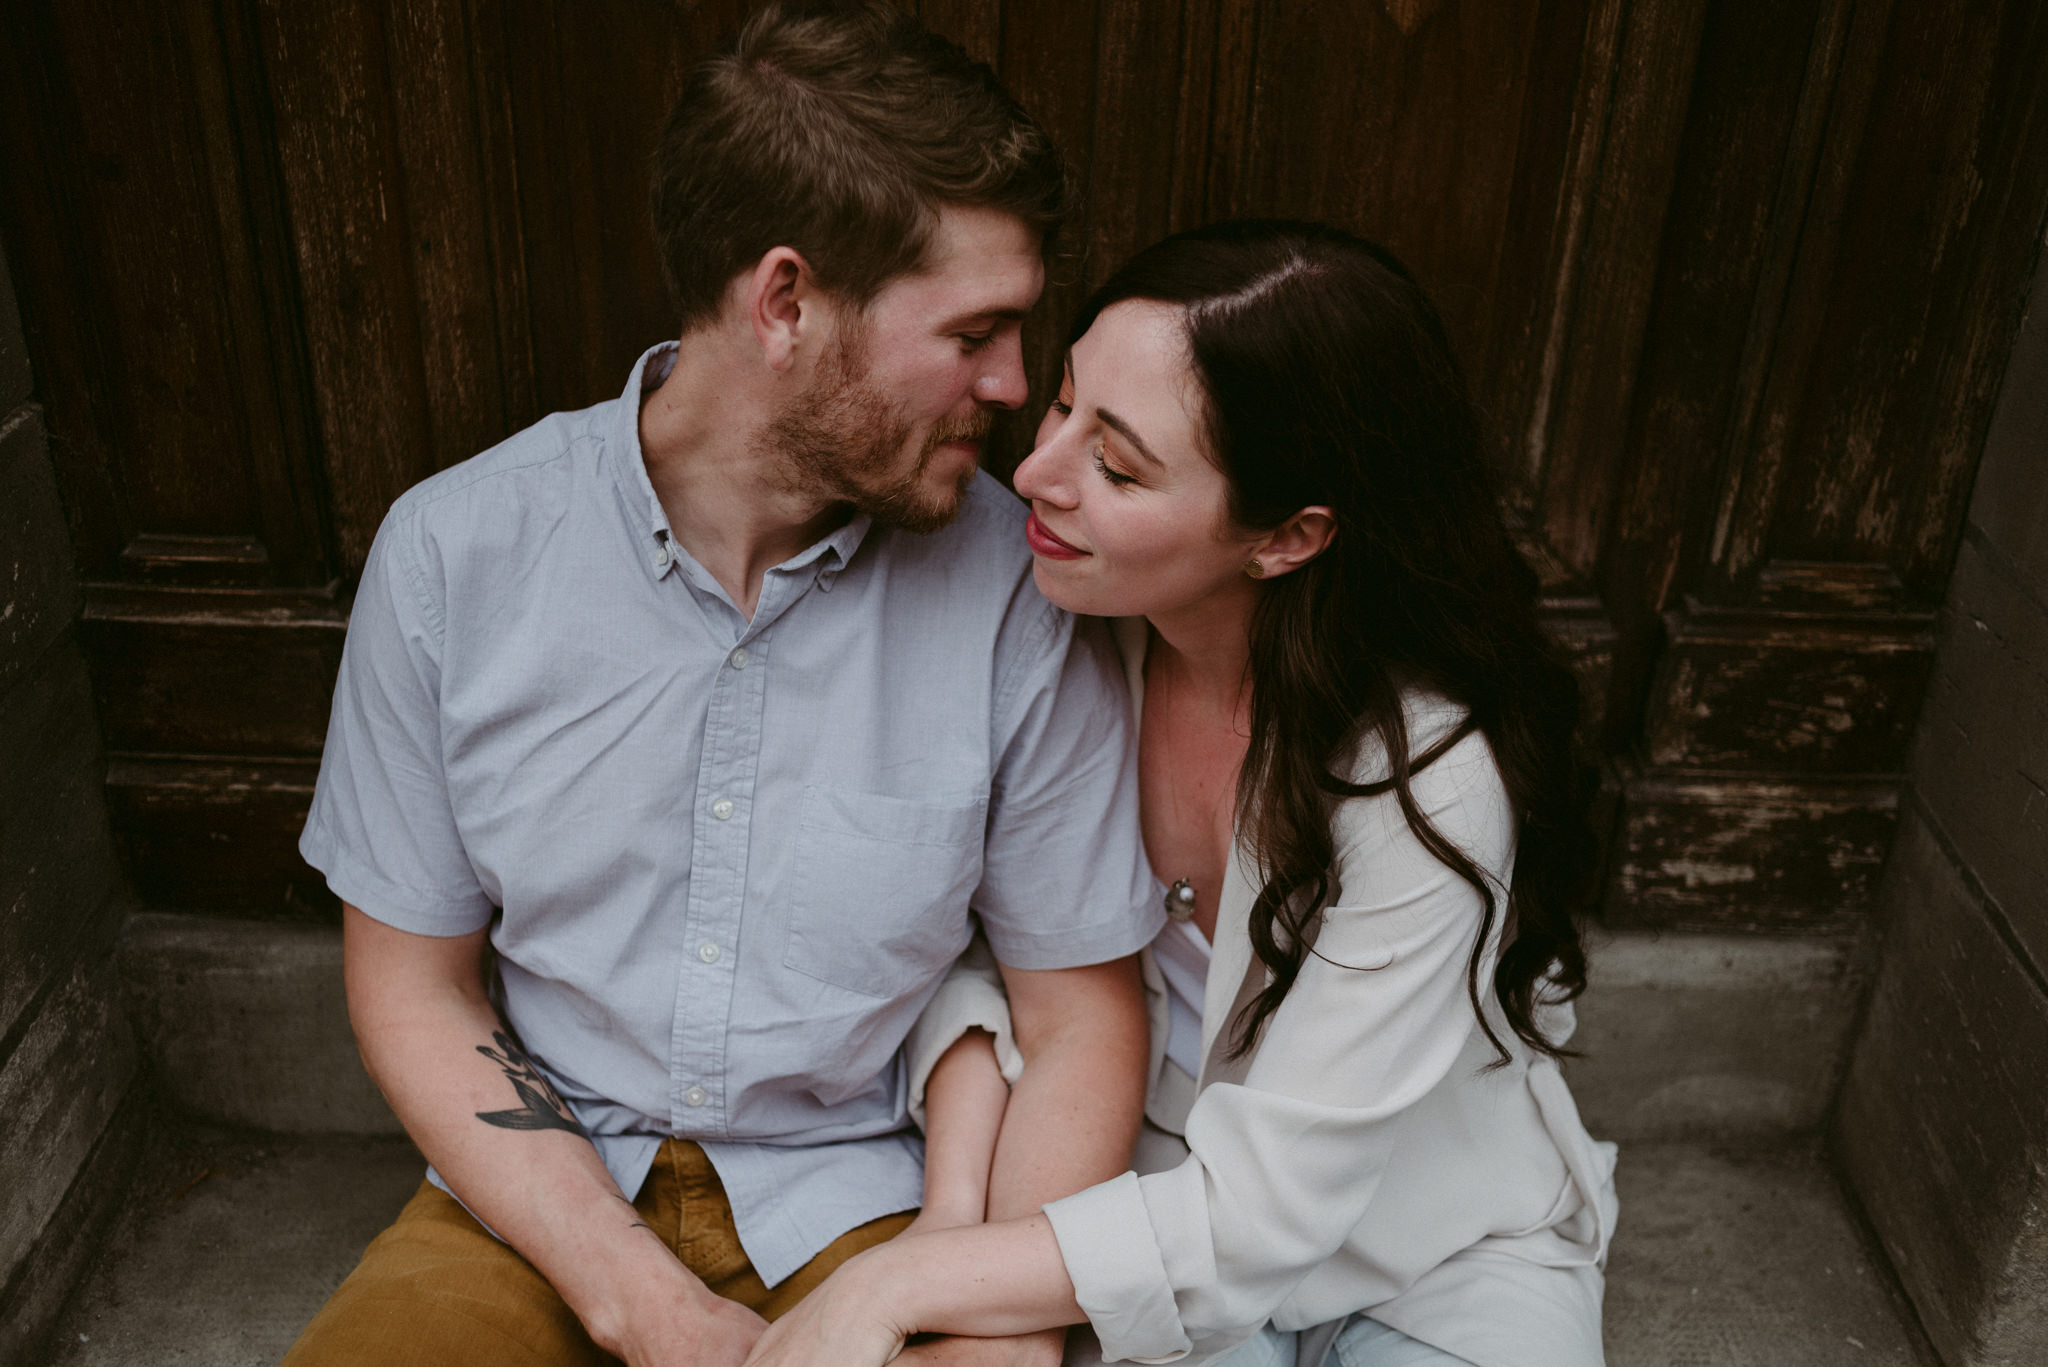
{"left": 78, "top": 586, "right": 345, "bottom": 757}
{"left": 0, "top": 947, "right": 138, "bottom": 1289}
{"left": 0, "top": 407, "right": 80, "bottom": 696}
{"left": 0, "top": 642, "right": 121, "bottom": 1049}
{"left": 1609, "top": 766, "right": 1896, "bottom": 930}
{"left": 1642, "top": 601, "right": 1936, "bottom": 774}
{"left": 1836, "top": 807, "right": 2048, "bottom": 1365}
{"left": 104, "top": 757, "right": 326, "bottom": 912}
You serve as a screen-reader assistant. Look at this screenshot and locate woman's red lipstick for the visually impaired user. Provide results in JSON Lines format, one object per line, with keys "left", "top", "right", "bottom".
{"left": 1025, "top": 511, "right": 1088, "bottom": 560}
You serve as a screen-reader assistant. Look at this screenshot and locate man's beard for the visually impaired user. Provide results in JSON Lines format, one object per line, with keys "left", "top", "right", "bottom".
{"left": 761, "top": 323, "right": 989, "bottom": 534}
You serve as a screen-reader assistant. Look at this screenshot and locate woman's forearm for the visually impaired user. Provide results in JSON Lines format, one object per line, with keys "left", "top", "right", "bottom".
{"left": 743, "top": 1212, "right": 1084, "bottom": 1367}
{"left": 883, "top": 1213, "right": 1082, "bottom": 1338}
{"left": 918, "top": 1030, "right": 1011, "bottom": 1227}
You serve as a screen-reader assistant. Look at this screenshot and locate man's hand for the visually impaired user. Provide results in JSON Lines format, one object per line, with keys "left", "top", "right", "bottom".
{"left": 600, "top": 1284, "right": 769, "bottom": 1367}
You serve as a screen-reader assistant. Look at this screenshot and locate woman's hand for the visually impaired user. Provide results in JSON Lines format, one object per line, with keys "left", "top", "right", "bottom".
{"left": 742, "top": 1249, "right": 911, "bottom": 1367}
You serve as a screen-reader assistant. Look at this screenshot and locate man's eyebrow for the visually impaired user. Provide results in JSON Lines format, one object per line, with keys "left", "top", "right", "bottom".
{"left": 944, "top": 305, "right": 1031, "bottom": 327}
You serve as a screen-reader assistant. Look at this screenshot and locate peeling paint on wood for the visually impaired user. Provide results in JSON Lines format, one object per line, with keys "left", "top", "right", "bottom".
{"left": 1610, "top": 766, "right": 1897, "bottom": 930}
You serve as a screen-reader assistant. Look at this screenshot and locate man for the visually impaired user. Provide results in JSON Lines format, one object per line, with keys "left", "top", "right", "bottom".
{"left": 282, "top": 5, "right": 1160, "bottom": 1365}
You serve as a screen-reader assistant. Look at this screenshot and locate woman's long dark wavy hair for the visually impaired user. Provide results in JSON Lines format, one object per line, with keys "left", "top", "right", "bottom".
{"left": 1069, "top": 220, "right": 1596, "bottom": 1063}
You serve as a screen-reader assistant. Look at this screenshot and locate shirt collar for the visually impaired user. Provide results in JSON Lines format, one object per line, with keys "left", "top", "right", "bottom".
{"left": 604, "top": 342, "right": 877, "bottom": 589}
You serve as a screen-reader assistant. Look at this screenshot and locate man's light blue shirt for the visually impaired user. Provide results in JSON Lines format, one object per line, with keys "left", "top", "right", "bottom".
{"left": 301, "top": 344, "right": 1162, "bottom": 1285}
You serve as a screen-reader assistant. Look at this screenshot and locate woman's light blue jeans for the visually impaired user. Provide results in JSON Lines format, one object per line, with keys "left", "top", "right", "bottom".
{"left": 1207, "top": 1316, "right": 1476, "bottom": 1367}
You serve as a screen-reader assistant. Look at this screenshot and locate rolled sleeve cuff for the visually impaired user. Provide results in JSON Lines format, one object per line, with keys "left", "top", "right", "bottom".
{"left": 300, "top": 820, "right": 494, "bottom": 936}
{"left": 905, "top": 937, "right": 1026, "bottom": 1131}
{"left": 1044, "top": 1172, "right": 1192, "bottom": 1364}
{"left": 983, "top": 898, "right": 1166, "bottom": 972}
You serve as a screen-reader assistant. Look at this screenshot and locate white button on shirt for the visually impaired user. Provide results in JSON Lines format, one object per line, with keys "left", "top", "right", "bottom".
{"left": 698, "top": 943, "right": 721, "bottom": 964}
{"left": 299, "top": 343, "right": 1161, "bottom": 1289}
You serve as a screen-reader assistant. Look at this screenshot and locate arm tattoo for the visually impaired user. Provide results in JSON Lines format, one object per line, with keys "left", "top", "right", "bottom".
{"left": 474, "top": 1030, "right": 587, "bottom": 1135}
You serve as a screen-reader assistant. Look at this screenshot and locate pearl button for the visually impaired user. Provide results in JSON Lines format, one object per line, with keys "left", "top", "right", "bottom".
{"left": 711, "top": 798, "right": 734, "bottom": 820}
{"left": 698, "top": 942, "right": 720, "bottom": 964}
{"left": 652, "top": 545, "right": 670, "bottom": 569}
{"left": 683, "top": 1086, "right": 708, "bottom": 1108}
{"left": 729, "top": 648, "right": 749, "bottom": 670}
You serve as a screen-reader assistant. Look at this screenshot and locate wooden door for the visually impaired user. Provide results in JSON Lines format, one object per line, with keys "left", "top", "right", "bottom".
{"left": 2, "top": 0, "right": 2043, "bottom": 929}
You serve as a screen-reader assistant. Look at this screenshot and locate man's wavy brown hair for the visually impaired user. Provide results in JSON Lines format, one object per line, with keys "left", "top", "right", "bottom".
{"left": 650, "top": 1, "right": 1070, "bottom": 333}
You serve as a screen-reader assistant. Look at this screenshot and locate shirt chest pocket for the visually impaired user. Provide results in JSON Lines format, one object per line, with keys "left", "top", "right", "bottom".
{"left": 783, "top": 785, "right": 987, "bottom": 998}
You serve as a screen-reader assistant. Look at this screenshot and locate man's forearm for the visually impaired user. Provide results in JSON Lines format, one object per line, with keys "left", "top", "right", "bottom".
{"left": 342, "top": 906, "right": 756, "bottom": 1364}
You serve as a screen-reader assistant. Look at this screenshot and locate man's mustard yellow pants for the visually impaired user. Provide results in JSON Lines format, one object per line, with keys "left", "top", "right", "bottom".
{"left": 282, "top": 1139, "right": 915, "bottom": 1366}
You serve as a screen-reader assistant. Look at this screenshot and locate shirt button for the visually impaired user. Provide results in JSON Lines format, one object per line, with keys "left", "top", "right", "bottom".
{"left": 728, "top": 647, "right": 749, "bottom": 670}
{"left": 698, "top": 942, "right": 721, "bottom": 964}
{"left": 683, "top": 1086, "right": 708, "bottom": 1108}
{"left": 652, "top": 545, "right": 670, "bottom": 569}
{"left": 710, "top": 798, "right": 735, "bottom": 821}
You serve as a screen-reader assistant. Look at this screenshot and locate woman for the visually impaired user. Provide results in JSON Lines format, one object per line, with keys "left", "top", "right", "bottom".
{"left": 746, "top": 220, "right": 1616, "bottom": 1367}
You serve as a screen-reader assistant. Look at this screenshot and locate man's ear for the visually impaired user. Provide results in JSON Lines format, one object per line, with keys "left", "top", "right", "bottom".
{"left": 745, "top": 247, "right": 815, "bottom": 371}
{"left": 1254, "top": 506, "right": 1337, "bottom": 580}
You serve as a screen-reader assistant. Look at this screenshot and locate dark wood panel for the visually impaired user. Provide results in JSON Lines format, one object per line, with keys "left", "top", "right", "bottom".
{"left": 989, "top": 0, "right": 1103, "bottom": 474}
{"left": 1641, "top": 601, "right": 1936, "bottom": 774}
{"left": 0, "top": 0, "right": 329, "bottom": 584}
{"left": 1760, "top": 1, "right": 2048, "bottom": 596}
{"left": 1599, "top": 0, "right": 1833, "bottom": 628}
{"left": 384, "top": 0, "right": 535, "bottom": 476}
{"left": 78, "top": 586, "right": 345, "bottom": 756}
{"left": 1, "top": 0, "right": 2044, "bottom": 928}
{"left": 494, "top": 0, "right": 709, "bottom": 441}
{"left": 1234, "top": 0, "right": 1561, "bottom": 447}
{"left": 1608, "top": 766, "right": 1897, "bottom": 931}
{"left": 253, "top": 0, "right": 434, "bottom": 578}
{"left": 105, "top": 756, "right": 328, "bottom": 912}
{"left": 1533, "top": 0, "right": 1710, "bottom": 585}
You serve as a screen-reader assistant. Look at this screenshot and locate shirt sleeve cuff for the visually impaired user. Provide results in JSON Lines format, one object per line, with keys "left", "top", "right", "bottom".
{"left": 982, "top": 898, "right": 1166, "bottom": 972}
{"left": 1043, "top": 1172, "right": 1193, "bottom": 1364}
{"left": 300, "top": 821, "right": 495, "bottom": 936}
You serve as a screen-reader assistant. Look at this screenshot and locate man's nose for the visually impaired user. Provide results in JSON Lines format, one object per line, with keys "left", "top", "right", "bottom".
{"left": 972, "top": 333, "right": 1029, "bottom": 410}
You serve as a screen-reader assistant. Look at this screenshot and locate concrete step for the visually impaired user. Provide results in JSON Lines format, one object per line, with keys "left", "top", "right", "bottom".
{"left": 118, "top": 914, "right": 1872, "bottom": 1145}
{"left": 41, "top": 1125, "right": 1935, "bottom": 1366}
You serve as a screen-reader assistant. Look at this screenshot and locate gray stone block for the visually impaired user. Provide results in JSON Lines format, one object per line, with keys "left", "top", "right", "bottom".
{"left": 1836, "top": 808, "right": 2048, "bottom": 1367}
{"left": 0, "top": 405, "right": 80, "bottom": 695}
{"left": 120, "top": 915, "right": 398, "bottom": 1135}
{"left": 0, "top": 947, "right": 139, "bottom": 1287}
{"left": 0, "top": 642, "right": 121, "bottom": 1046}
{"left": 1565, "top": 931, "right": 1863, "bottom": 1141}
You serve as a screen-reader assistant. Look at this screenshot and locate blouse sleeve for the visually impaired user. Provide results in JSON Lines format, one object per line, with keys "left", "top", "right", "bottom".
{"left": 902, "top": 930, "right": 1026, "bottom": 1131}
{"left": 1042, "top": 707, "right": 1515, "bottom": 1364}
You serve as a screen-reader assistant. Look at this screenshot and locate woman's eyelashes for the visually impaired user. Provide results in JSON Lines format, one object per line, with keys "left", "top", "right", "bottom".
{"left": 1049, "top": 391, "right": 1137, "bottom": 486}
{"left": 1092, "top": 446, "right": 1138, "bottom": 487}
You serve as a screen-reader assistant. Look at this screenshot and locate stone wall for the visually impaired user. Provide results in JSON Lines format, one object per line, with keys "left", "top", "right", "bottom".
{"left": 0, "top": 244, "right": 142, "bottom": 1365}
{"left": 1836, "top": 228, "right": 2048, "bottom": 1365}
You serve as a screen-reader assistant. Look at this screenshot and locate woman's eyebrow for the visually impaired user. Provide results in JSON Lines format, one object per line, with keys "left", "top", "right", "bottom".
{"left": 1097, "top": 408, "right": 1163, "bottom": 468}
{"left": 1063, "top": 348, "right": 1164, "bottom": 468}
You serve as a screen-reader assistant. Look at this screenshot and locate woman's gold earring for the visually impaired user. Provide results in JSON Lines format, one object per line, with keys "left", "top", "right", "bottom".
{"left": 1244, "top": 559, "right": 1266, "bottom": 579}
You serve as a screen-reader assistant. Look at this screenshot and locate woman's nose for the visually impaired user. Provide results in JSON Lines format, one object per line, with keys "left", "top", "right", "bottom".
{"left": 1012, "top": 435, "right": 1075, "bottom": 506}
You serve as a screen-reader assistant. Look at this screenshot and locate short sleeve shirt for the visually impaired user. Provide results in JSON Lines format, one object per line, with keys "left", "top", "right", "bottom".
{"left": 301, "top": 344, "right": 1163, "bottom": 1286}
